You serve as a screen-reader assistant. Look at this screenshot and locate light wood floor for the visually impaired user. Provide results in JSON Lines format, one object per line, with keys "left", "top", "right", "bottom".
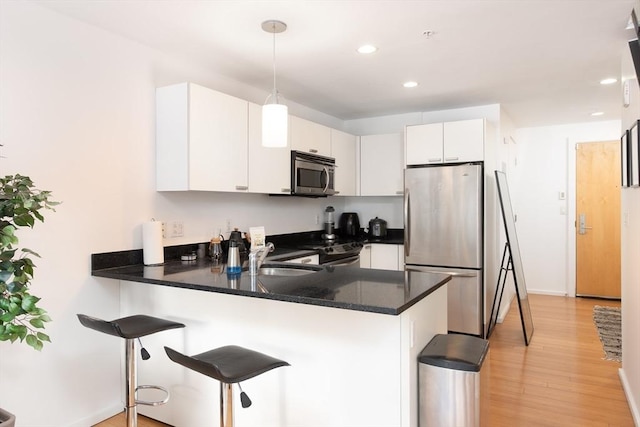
{"left": 94, "top": 294, "right": 633, "bottom": 427}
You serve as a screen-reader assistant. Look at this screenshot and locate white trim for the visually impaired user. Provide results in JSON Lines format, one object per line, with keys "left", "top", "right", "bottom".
{"left": 619, "top": 368, "right": 640, "bottom": 427}
{"left": 67, "top": 404, "right": 122, "bottom": 427}
{"left": 527, "top": 290, "right": 568, "bottom": 297}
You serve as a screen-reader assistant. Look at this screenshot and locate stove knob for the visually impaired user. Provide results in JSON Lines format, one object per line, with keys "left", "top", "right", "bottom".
{"left": 327, "top": 247, "right": 334, "bottom": 252}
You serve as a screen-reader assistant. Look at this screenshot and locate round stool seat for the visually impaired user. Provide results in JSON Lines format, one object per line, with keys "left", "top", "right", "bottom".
{"left": 165, "top": 345, "right": 289, "bottom": 383}
{"left": 77, "top": 314, "right": 185, "bottom": 338}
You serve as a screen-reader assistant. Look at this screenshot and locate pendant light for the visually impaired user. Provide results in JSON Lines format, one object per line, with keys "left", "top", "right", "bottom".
{"left": 261, "top": 20, "right": 288, "bottom": 148}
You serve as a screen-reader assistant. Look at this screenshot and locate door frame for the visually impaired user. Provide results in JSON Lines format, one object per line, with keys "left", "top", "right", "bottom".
{"left": 567, "top": 137, "right": 621, "bottom": 298}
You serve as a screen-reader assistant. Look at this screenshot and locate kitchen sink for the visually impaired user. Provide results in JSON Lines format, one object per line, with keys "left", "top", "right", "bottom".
{"left": 259, "top": 263, "right": 323, "bottom": 276}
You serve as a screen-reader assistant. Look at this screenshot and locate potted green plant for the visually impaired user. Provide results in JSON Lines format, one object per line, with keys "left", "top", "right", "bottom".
{"left": 0, "top": 173, "right": 58, "bottom": 426}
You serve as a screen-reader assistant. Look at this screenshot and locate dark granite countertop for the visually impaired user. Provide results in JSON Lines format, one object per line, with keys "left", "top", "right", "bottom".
{"left": 92, "top": 259, "right": 449, "bottom": 316}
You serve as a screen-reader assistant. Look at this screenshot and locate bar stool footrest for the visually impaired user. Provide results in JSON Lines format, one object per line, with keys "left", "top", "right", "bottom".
{"left": 135, "top": 384, "right": 170, "bottom": 406}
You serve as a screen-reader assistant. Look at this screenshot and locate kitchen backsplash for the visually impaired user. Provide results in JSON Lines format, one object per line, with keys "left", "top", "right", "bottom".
{"left": 151, "top": 192, "right": 403, "bottom": 248}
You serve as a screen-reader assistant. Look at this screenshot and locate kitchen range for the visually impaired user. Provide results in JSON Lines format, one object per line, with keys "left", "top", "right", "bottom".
{"left": 297, "top": 239, "right": 363, "bottom": 265}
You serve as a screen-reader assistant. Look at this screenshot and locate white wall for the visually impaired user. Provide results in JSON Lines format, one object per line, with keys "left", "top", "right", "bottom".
{"left": 0, "top": 3, "right": 341, "bottom": 425}
{"left": 620, "top": 24, "right": 640, "bottom": 424}
{"left": 512, "top": 121, "right": 621, "bottom": 296}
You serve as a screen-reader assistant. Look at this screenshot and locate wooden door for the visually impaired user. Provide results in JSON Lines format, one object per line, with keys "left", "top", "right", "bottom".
{"left": 576, "top": 141, "right": 621, "bottom": 297}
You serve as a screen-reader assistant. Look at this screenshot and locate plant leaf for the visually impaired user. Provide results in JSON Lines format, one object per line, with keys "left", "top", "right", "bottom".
{"left": 30, "top": 318, "right": 44, "bottom": 329}
{"left": 36, "top": 332, "right": 51, "bottom": 342}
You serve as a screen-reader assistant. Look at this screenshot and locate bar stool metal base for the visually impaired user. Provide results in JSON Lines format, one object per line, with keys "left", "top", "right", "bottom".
{"left": 124, "top": 339, "right": 171, "bottom": 427}
{"left": 164, "top": 345, "right": 289, "bottom": 427}
{"left": 76, "top": 314, "right": 185, "bottom": 427}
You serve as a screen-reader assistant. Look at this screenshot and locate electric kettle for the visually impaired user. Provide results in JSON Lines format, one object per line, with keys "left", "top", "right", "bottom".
{"left": 228, "top": 228, "right": 247, "bottom": 254}
{"left": 339, "top": 212, "right": 361, "bottom": 237}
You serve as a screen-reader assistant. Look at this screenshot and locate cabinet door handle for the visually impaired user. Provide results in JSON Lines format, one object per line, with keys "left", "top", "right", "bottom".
{"left": 235, "top": 185, "right": 248, "bottom": 191}
{"left": 395, "top": 190, "right": 404, "bottom": 195}
{"left": 444, "top": 157, "right": 459, "bottom": 161}
{"left": 300, "top": 258, "right": 312, "bottom": 264}
{"left": 428, "top": 158, "right": 442, "bottom": 163}
{"left": 281, "top": 188, "right": 291, "bottom": 193}
{"left": 309, "top": 149, "right": 318, "bottom": 153}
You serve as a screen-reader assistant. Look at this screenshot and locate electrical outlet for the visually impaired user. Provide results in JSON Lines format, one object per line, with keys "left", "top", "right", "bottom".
{"left": 315, "top": 214, "right": 320, "bottom": 225}
{"left": 171, "top": 221, "right": 184, "bottom": 237}
{"left": 161, "top": 222, "right": 167, "bottom": 238}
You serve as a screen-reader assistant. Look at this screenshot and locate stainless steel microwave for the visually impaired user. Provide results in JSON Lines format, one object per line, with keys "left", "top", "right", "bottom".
{"left": 291, "top": 151, "right": 336, "bottom": 196}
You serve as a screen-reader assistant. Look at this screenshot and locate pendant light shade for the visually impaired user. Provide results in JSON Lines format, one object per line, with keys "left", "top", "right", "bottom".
{"left": 261, "top": 20, "right": 288, "bottom": 148}
{"left": 262, "top": 102, "right": 288, "bottom": 147}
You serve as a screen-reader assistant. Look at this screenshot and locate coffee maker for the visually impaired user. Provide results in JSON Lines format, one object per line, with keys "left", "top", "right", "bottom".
{"left": 322, "top": 206, "right": 336, "bottom": 241}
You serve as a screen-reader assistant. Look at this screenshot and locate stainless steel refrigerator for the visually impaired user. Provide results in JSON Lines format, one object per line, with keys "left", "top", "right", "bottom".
{"left": 404, "top": 163, "right": 483, "bottom": 336}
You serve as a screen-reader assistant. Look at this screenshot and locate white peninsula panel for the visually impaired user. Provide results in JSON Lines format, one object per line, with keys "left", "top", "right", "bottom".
{"left": 119, "top": 280, "right": 447, "bottom": 427}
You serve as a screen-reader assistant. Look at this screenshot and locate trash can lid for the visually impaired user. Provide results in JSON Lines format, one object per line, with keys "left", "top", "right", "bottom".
{"left": 418, "top": 334, "right": 489, "bottom": 372}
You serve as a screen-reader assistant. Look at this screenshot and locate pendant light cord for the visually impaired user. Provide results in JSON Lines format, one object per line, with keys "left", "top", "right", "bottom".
{"left": 272, "top": 21, "right": 278, "bottom": 103}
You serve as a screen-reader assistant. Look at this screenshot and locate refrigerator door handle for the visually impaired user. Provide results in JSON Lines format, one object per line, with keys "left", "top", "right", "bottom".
{"left": 406, "top": 267, "right": 478, "bottom": 278}
{"left": 441, "top": 271, "right": 478, "bottom": 278}
{"left": 404, "top": 189, "right": 410, "bottom": 257}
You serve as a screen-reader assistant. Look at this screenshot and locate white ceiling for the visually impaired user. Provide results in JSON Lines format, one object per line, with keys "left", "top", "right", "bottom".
{"left": 36, "top": 0, "right": 636, "bottom": 128}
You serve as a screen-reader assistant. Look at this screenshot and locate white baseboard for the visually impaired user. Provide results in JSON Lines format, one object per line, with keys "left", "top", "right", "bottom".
{"left": 67, "top": 404, "right": 122, "bottom": 427}
{"left": 527, "top": 289, "right": 568, "bottom": 297}
{"left": 496, "top": 294, "right": 514, "bottom": 323}
{"left": 619, "top": 368, "right": 640, "bottom": 426}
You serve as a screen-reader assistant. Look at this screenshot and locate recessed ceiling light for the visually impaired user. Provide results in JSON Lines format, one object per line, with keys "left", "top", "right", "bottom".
{"left": 591, "top": 111, "right": 604, "bottom": 116}
{"left": 600, "top": 78, "right": 617, "bottom": 85}
{"left": 357, "top": 45, "right": 378, "bottom": 54}
{"left": 403, "top": 81, "right": 419, "bottom": 88}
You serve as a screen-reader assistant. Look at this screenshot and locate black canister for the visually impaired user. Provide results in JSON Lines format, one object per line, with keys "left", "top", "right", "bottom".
{"left": 368, "top": 217, "right": 388, "bottom": 238}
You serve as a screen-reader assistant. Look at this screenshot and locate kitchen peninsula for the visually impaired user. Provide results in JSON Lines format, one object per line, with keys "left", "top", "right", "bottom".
{"left": 91, "top": 252, "right": 450, "bottom": 427}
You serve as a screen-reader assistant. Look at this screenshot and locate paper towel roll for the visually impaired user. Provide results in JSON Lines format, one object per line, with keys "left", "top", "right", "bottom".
{"left": 143, "top": 220, "right": 164, "bottom": 265}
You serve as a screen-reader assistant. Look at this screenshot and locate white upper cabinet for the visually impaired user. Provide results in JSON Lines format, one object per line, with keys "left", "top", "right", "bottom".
{"left": 247, "top": 102, "right": 292, "bottom": 194}
{"left": 360, "top": 133, "right": 404, "bottom": 196}
{"left": 405, "top": 122, "right": 443, "bottom": 165}
{"left": 331, "top": 129, "right": 357, "bottom": 196}
{"left": 156, "top": 82, "right": 248, "bottom": 192}
{"left": 290, "top": 116, "right": 331, "bottom": 157}
{"left": 405, "top": 118, "right": 485, "bottom": 166}
{"left": 443, "top": 119, "right": 484, "bottom": 163}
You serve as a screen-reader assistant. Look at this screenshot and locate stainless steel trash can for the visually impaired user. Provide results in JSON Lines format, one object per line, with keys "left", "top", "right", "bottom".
{"left": 418, "top": 333, "right": 490, "bottom": 427}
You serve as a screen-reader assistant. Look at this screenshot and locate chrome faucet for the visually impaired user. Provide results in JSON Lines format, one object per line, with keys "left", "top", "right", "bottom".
{"left": 249, "top": 242, "right": 275, "bottom": 276}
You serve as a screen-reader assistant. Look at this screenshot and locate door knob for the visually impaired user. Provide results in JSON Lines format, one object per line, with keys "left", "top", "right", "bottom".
{"left": 578, "top": 213, "right": 593, "bottom": 235}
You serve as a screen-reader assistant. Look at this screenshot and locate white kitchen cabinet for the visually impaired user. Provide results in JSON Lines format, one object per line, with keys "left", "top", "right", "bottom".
{"left": 156, "top": 82, "right": 248, "bottom": 192}
{"left": 290, "top": 116, "right": 331, "bottom": 157}
{"left": 360, "top": 244, "right": 402, "bottom": 271}
{"left": 443, "top": 119, "right": 484, "bottom": 163}
{"left": 359, "top": 244, "right": 372, "bottom": 268}
{"left": 247, "top": 102, "right": 292, "bottom": 194}
{"left": 331, "top": 129, "right": 357, "bottom": 196}
{"left": 370, "top": 244, "right": 400, "bottom": 271}
{"left": 284, "top": 254, "right": 319, "bottom": 265}
{"left": 405, "top": 122, "right": 443, "bottom": 165}
{"left": 405, "top": 118, "right": 484, "bottom": 166}
{"left": 360, "top": 133, "right": 404, "bottom": 196}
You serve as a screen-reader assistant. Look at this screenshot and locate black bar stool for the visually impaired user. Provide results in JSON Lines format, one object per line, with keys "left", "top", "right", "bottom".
{"left": 77, "top": 314, "right": 185, "bottom": 427}
{"left": 164, "top": 345, "right": 289, "bottom": 427}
